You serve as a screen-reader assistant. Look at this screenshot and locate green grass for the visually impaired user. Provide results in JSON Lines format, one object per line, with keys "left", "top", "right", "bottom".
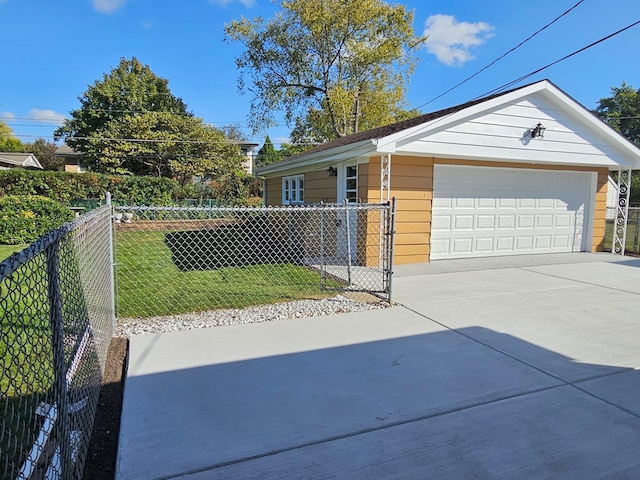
{"left": 0, "top": 244, "right": 27, "bottom": 261}
{"left": 604, "top": 220, "right": 640, "bottom": 252}
{"left": 116, "top": 230, "right": 341, "bottom": 318}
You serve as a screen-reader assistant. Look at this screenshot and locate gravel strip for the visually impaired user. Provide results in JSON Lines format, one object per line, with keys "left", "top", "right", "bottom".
{"left": 116, "top": 295, "right": 389, "bottom": 336}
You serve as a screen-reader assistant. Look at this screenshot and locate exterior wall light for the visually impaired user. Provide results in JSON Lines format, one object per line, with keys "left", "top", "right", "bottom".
{"left": 530, "top": 122, "right": 546, "bottom": 139}
{"left": 327, "top": 166, "right": 337, "bottom": 177}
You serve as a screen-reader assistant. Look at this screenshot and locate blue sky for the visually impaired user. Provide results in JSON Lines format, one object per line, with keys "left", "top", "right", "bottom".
{"left": 1, "top": 0, "right": 638, "bottom": 149}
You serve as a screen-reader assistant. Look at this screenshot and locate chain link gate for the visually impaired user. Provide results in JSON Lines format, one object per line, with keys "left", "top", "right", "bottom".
{"left": 0, "top": 205, "right": 115, "bottom": 480}
{"left": 114, "top": 201, "right": 395, "bottom": 319}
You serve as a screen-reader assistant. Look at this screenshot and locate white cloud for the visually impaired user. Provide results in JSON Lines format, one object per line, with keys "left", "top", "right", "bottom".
{"left": 423, "top": 14, "right": 494, "bottom": 66}
{"left": 29, "top": 109, "right": 66, "bottom": 126}
{"left": 92, "top": 0, "right": 127, "bottom": 14}
{"left": 209, "top": 0, "right": 256, "bottom": 8}
{"left": 1, "top": 112, "right": 16, "bottom": 120}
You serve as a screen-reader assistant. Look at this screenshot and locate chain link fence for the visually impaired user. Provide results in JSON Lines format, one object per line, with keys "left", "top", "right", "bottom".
{"left": 114, "top": 202, "right": 395, "bottom": 318}
{"left": 1, "top": 205, "right": 114, "bottom": 479}
{"left": 605, "top": 207, "right": 640, "bottom": 253}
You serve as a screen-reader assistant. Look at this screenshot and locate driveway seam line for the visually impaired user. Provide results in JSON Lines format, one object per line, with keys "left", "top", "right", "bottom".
{"left": 517, "top": 266, "right": 640, "bottom": 296}
{"left": 153, "top": 384, "right": 562, "bottom": 480}
{"left": 399, "top": 304, "right": 640, "bottom": 422}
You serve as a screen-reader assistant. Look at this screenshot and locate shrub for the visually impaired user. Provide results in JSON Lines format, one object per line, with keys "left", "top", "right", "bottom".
{"left": 0, "top": 195, "right": 74, "bottom": 244}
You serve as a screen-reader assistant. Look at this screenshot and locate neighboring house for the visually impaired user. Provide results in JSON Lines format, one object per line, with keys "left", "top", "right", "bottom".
{"left": 256, "top": 80, "right": 640, "bottom": 265}
{"left": 54, "top": 143, "right": 86, "bottom": 173}
{"left": 237, "top": 141, "right": 259, "bottom": 174}
{"left": 0, "top": 152, "right": 43, "bottom": 170}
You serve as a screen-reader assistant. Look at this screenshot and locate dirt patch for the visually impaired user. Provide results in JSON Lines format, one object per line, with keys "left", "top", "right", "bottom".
{"left": 82, "top": 337, "right": 128, "bottom": 480}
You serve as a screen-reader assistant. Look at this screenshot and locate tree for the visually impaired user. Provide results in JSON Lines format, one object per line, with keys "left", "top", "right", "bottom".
{"left": 0, "top": 120, "right": 23, "bottom": 152}
{"left": 23, "top": 138, "right": 62, "bottom": 171}
{"left": 593, "top": 82, "right": 640, "bottom": 145}
{"left": 255, "top": 136, "right": 281, "bottom": 168}
{"left": 225, "top": 0, "right": 425, "bottom": 140}
{"left": 85, "top": 112, "right": 244, "bottom": 184}
{"left": 54, "top": 56, "right": 191, "bottom": 166}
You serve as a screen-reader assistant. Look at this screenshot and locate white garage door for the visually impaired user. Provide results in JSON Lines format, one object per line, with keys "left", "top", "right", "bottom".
{"left": 430, "top": 165, "right": 594, "bottom": 260}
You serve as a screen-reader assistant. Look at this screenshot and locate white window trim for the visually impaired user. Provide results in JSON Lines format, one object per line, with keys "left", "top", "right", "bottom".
{"left": 282, "top": 174, "right": 304, "bottom": 205}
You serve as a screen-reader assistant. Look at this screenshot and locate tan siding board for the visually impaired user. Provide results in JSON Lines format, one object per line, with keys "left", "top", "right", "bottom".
{"left": 266, "top": 178, "right": 281, "bottom": 206}
{"left": 395, "top": 253, "right": 430, "bottom": 265}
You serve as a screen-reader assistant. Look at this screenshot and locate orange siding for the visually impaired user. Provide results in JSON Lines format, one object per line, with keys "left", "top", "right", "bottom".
{"left": 305, "top": 170, "right": 337, "bottom": 204}
{"left": 592, "top": 168, "right": 609, "bottom": 252}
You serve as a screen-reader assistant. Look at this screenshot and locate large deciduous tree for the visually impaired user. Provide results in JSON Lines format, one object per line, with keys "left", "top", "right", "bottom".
{"left": 225, "top": 0, "right": 425, "bottom": 141}
{"left": 85, "top": 112, "right": 244, "bottom": 184}
{"left": 54, "top": 57, "right": 243, "bottom": 181}
{"left": 593, "top": 82, "right": 640, "bottom": 145}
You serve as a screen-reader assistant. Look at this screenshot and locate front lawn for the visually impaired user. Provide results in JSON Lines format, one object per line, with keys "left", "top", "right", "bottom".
{"left": 116, "top": 230, "right": 340, "bottom": 318}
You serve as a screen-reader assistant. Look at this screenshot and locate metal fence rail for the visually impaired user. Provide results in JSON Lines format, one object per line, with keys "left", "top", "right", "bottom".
{"left": 114, "top": 202, "right": 395, "bottom": 318}
{"left": 0, "top": 204, "right": 114, "bottom": 479}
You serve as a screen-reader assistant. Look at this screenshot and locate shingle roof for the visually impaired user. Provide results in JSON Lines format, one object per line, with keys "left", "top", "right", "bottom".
{"left": 0, "top": 152, "right": 43, "bottom": 169}
{"left": 261, "top": 80, "right": 547, "bottom": 169}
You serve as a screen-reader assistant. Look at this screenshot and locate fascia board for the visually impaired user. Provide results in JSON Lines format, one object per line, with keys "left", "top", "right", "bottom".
{"left": 256, "top": 139, "right": 377, "bottom": 177}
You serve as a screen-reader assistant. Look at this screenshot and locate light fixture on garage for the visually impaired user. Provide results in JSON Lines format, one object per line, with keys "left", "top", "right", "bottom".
{"left": 327, "top": 166, "right": 337, "bottom": 177}
{"left": 530, "top": 122, "right": 546, "bottom": 139}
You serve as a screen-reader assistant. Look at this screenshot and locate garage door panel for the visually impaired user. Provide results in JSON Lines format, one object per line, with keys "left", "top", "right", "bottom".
{"left": 431, "top": 165, "right": 592, "bottom": 260}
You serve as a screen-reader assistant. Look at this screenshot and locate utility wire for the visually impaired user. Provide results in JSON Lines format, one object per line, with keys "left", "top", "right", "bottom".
{"left": 475, "top": 19, "right": 640, "bottom": 99}
{"left": 416, "top": 0, "right": 585, "bottom": 110}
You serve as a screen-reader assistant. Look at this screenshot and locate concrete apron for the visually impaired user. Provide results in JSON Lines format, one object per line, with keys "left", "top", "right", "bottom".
{"left": 116, "top": 254, "right": 640, "bottom": 480}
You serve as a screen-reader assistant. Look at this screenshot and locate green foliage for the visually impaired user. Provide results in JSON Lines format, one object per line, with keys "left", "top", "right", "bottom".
{"left": 22, "top": 139, "right": 62, "bottom": 171}
{"left": 54, "top": 57, "right": 243, "bottom": 181}
{"left": 0, "top": 120, "right": 24, "bottom": 152}
{"left": 0, "top": 169, "right": 262, "bottom": 206}
{"left": 55, "top": 56, "right": 190, "bottom": 162}
{"left": 255, "top": 135, "right": 281, "bottom": 167}
{"left": 593, "top": 82, "right": 640, "bottom": 145}
{"left": 225, "top": 0, "right": 425, "bottom": 139}
{"left": 0, "top": 195, "right": 74, "bottom": 244}
{"left": 84, "top": 111, "right": 244, "bottom": 181}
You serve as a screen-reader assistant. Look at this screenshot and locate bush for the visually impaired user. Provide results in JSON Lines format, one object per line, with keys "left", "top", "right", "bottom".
{"left": 0, "top": 195, "right": 75, "bottom": 244}
{"left": 0, "top": 169, "right": 263, "bottom": 206}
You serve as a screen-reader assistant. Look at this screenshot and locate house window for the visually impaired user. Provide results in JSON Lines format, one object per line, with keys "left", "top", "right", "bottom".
{"left": 283, "top": 175, "right": 304, "bottom": 204}
{"left": 345, "top": 165, "right": 358, "bottom": 203}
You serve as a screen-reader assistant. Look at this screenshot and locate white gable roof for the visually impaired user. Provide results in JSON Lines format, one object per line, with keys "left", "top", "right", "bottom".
{"left": 257, "top": 80, "right": 640, "bottom": 176}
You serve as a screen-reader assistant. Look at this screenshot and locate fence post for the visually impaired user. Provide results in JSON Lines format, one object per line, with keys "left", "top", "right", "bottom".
{"left": 106, "top": 192, "right": 117, "bottom": 331}
{"left": 386, "top": 198, "right": 397, "bottom": 303}
{"left": 45, "top": 241, "right": 72, "bottom": 478}
{"left": 635, "top": 208, "right": 640, "bottom": 252}
{"left": 345, "top": 202, "right": 353, "bottom": 285}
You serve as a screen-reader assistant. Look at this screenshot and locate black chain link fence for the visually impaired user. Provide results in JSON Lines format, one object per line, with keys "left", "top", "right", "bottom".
{"left": 1, "top": 205, "right": 114, "bottom": 479}
{"left": 114, "top": 202, "right": 395, "bottom": 318}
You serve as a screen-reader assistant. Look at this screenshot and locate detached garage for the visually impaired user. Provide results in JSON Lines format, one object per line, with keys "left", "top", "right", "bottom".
{"left": 256, "top": 80, "right": 640, "bottom": 265}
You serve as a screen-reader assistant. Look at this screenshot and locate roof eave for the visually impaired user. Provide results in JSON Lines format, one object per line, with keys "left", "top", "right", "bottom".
{"left": 256, "top": 139, "right": 377, "bottom": 177}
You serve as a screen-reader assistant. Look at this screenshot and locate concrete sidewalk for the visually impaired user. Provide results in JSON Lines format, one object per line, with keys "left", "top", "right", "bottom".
{"left": 116, "top": 254, "right": 640, "bottom": 479}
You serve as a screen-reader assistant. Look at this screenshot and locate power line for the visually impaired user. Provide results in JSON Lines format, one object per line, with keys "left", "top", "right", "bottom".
{"left": 416, "top": 0, "right": 585, "bottom": 110}
{"left": 475, "top": 19, "right": 640, "bottom": 99}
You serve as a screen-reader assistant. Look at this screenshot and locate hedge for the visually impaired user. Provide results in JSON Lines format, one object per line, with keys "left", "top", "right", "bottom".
{"left": 0, "top": 195, "right": 75, "bottom": 244}
{"left": 0, "top": 169, "right": 262, "bottom": 206}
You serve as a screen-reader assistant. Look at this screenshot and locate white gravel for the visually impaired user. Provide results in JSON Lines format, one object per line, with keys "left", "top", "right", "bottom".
{"left": 116, "top": 295, "right": 389, "bottom": 336}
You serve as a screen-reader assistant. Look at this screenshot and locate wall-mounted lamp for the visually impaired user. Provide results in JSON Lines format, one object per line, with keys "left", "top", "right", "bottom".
{"left": 327, "top": 166, "right": 337, "bottom": 177}
{"left": 529, "top": 122, "right": 546, "bottom": 139}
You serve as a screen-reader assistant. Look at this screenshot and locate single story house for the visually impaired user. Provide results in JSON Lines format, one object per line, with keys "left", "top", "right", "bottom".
{"left": 0, "top": 152, "right": 43, "bottom": 170}
{"left": 54, "top": 143, "right": 86, "bottom": 173}
{"left": 256, "top": 80, "right": 640, "bottom": 265}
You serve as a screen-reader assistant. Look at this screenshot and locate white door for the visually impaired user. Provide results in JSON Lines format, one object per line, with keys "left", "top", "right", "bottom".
{"left": 430, "top": 165, "right": 594, "bottom": 260}
{"left": 336, "top": 163, "right": 358, "bottom": 263}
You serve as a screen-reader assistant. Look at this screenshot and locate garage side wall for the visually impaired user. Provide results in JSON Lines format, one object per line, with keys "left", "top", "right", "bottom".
{"left": 366, "top": 155, "right": 434, "bottom": 265}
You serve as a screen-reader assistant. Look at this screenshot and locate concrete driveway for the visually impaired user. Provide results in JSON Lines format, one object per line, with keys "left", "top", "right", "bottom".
{"left": 116, "top": 253, "right": 640, "bottom": 479}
